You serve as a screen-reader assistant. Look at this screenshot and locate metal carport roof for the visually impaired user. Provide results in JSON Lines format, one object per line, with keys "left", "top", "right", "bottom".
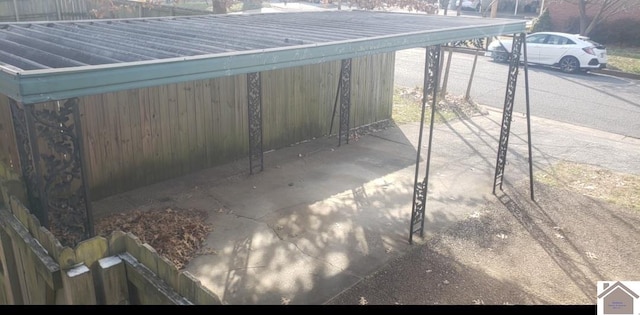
{"left": 0, "top": 10, "right": 525, "bottom": 104}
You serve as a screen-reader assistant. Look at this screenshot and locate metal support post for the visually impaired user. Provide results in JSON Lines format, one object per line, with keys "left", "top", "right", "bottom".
{"left": 409, "top": 45, "right": 441, "bottom": 244}
{"left": 493, "top": 33, "right": 525, "bottom": 193}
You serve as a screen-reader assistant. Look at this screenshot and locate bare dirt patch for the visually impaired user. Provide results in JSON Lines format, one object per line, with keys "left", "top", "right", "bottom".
{"left": 392, "top": 87, "right": 485, "bottom": 124}
{"left": 327, "top": 162, "right": 640, "bottom": 305}
{"left": 535, "top": 160, "right": 640, "bottom": 211}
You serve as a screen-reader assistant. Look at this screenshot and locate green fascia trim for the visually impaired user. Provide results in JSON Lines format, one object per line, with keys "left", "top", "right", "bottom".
{"left": 9, "top": 22, "right": 525, "bottom": 104}
{"left": 0, "top": 70, "right": 21, "bottom": 102}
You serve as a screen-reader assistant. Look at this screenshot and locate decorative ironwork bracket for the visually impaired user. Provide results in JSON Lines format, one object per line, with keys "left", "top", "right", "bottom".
{"left": 448, "top": 37, "right": 486, "bottom": 50}
{"left": 247, "top": 72, "right": 264, "bottom": 175}
{"left": 409, "top": 45, "right": 441, "bottom": 244}
{"left": 10, "top": 98, "right": 94, "bottom": 246}
{"left": 9, "top": 99, "right": 46, "bottom": 225}
{"left": 493, "top": 33, "right": 524, "bottom": 193}
{"left": 338, "top": 58, "right": 352, "bottom": 147}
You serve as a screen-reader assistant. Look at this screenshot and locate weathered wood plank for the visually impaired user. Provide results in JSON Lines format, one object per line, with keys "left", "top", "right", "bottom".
{"left": 194, "top": 79, "right": 207, "bottom": 169}
{"left": 9, "top": 194, "right": 29, "bottom": 228}
{"left": 148, "top": 85, "right": 164, "bottom": 184}
{"left": 156, "top": 254, "right": 179, "bottom": 290}
{"left": 260, "top": 70, "right": 273, "bottom": 151}
{"left": 117, "top": 90, "right": 135, "bottom": 191}
{"left": 9, "top": 226, "right": 30, "bottom": 303}
{"left": 100, "top": 93, "right": 118, "bottom": 198}
{"left": 200, "top": 78, "right": 214, "bottom": 167}
{"left": 57, "top": 246, "right": 77, "bottom": 270}
{"left": 294, "top": 66, "right": 304, "bottom": 143}
{"left": 0, "top": 180, "right": 27, "bottom": 212}
{"left": 61, "top": 264, "right": 97, "bottom": 305}
{"left": 38, "top": 226, "right": 63, "bottom": 263}
{"left": 0, "top": 95, "right": 20, "bottom": 183}
{"left": 139, "top": 87, "right": 154, "bottom": 184}
{"left": 124, "top": 232, "right": 142, "bottom": 261}
{"left": 26, "top": 211, "right": 42, "bottom": 242}
{"left": 176, "top": 82, "right": 190, "bottom": 175}
{"left": 77, "top": 97, "right": 93, "bottom": 200}
{"left": 119, "top": 253, "right": 191, "bottom": 305}
{"left": 74, "top": 236, "right": 108, "bottom": 269}
{"left": 177, "top": 270, "right": 222, "bottom": 305}
{"left": 138, "top": 243, "right": 159, "bottom": 276}
{"left": 0, "top": 207, "right": 61, "bottom": 290}
{"left": 0, "top": 271, "right": 5, "bottom": 305}
{"left": 79, "top": 95, "right": 102, "bottom": 200}
{"left": 97, "top": 256, "right": 129, "bottom": 305}
{"left": 0, "top": 225, "right": 23, "bottom": 304}
{"left": 193, "top": 279, "right": 222, "bottom": 305}
{"left": 233, "top": 75, "right": 249, "bottom": 153}
{"left": 185, "top": 80, "right": 198, "bottom": 173}
{"left": 177, "top": 271, "right": 197, "bottom": 304}
{"left": 157, "top": 84, "right": 173, "bottom": 178}
{"left": 127, "top": 89, "right": 143, "bottom": 191}
{"left": 107, "top": 230, "right": 126, "bottom": 255}
{"left": 8, "top": 218, "right": 55, "bottom": 304}
{"left": 209, "top": 76, "right": 227, "bottom": 162}
{"left": 166, "top": 83, "right": 180, "bottom": 179}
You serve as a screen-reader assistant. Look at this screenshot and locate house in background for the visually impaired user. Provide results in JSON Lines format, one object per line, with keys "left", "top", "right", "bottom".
{"left": 543, "top": 0, "right": 640, "bottom": 33}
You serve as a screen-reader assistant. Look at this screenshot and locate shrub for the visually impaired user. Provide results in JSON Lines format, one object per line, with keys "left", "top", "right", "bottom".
{"left": 530, "top": 8, "right": 553, "bottom": 33}
{"left": 589, "top": 18, "right": 640, "bottom": 46}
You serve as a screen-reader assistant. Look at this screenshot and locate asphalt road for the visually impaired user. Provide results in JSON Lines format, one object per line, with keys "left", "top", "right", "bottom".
{"left": 394, "top": 48, "right": 640, "bottom": 139}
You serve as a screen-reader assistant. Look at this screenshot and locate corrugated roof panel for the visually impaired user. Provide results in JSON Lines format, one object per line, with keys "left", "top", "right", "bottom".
{"left": 6, "top": 24, "right": 157, "bottom": 62}
{"left": 0, "top": 37, "right": 88, "bottom": 68}
{"left": 0, "top": 10, "right": 526, "bottom": 103}
{"left": 1, "top": 30, "right": 122, "bottom": 65}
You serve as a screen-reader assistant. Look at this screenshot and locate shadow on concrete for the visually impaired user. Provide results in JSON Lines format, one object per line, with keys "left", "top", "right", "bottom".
{"left": 93, "top": 116, "right": 495, "bottom": 304}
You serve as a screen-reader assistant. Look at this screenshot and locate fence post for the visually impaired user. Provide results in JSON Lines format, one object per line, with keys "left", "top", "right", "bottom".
{"left": 96, "top": 256, "right": 129, "bottom": 305}
{"left": 61, "top": 264, "right": 97, "bottom": 305}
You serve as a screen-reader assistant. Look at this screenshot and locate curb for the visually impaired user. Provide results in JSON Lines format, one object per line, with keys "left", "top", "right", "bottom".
{"left": 592, "top": 68, "right": 640, "bottom": 80}
{"left": 449, "top": 47, "right": 639, "bottom": 80}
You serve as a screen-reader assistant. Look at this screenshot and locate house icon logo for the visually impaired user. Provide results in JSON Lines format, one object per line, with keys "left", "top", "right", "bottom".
{"left": 597, "top": 281, "right": 640, "bottom": 315}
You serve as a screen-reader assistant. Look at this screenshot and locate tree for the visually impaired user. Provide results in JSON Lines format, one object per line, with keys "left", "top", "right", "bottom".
{"left": 530, "top": 7, "right": 553, "bottom": 32}
{"left": 563, "top": 0, "right": 637, "bottom": 36}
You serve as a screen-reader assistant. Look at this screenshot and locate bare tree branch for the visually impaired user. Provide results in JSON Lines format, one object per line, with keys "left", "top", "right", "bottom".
{"left": 561, "top": 0, "right": 636, "bottom": 35}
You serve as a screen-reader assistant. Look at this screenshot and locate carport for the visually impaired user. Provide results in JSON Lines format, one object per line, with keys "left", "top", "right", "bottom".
{"left": 0, "top": 10, "right": 532, "bottom": 246}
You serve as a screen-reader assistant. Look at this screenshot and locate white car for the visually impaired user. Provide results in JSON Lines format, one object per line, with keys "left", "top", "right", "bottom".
{"left": 455, "top": 0, "right": 482, "bottom": 11}
{"left": 485, "top": 32, "right": 608, "bottom": 74}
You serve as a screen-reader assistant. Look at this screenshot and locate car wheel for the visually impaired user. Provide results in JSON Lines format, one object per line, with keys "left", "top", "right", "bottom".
{"left": 559, "top": 56, "right": 580, "bottom": 74}
{"left": 493, "top": 52, "right": 509, "bottom": 63}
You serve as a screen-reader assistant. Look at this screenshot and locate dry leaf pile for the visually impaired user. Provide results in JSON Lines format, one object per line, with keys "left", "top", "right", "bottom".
{"left": 95, "top": 207, "right": 213, "bottom": 269}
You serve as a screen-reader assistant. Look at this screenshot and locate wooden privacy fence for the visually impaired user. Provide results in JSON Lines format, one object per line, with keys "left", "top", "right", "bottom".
{"left": 0, "top": 103, "right": 18, "bottom": 188}
{"left": 0, "top": 53, "right": 394, "bottom": 200}
{"left": 0, "top": 0, "right": 211, "bottom": 22}
{"left": 0, "top": 179, "right": 221, "bottom": 305}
